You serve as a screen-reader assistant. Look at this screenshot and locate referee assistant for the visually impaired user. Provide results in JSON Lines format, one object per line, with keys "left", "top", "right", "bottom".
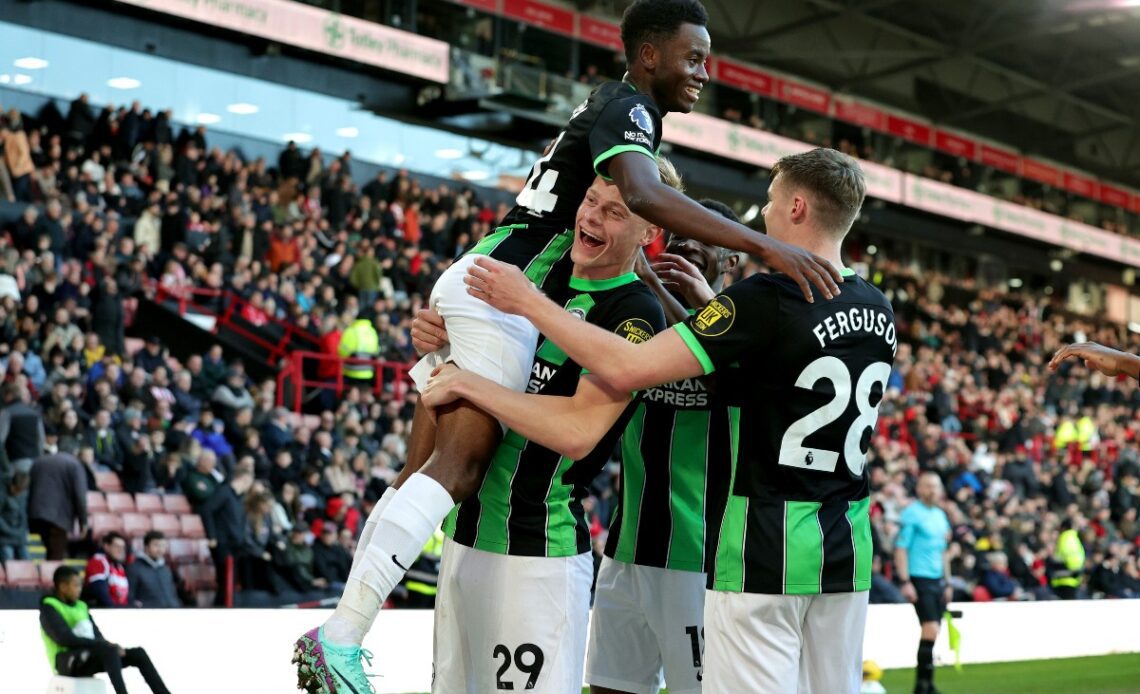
{"left": 895, "top": 472, "right": 952, "bottom": 694}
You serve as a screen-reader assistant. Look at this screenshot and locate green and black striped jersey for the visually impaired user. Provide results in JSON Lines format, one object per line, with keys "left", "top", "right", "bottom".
{"left": 443, "top": 273, "right": 666, "bottom": 557}
{"left": 676, "top": 269, "right": 896, "bottom": 595}
{"left": 605, "top": 371, "right": 739, "bottom": 573}
{"left": 465, "top": 81, "right": 662, "bottom": 301}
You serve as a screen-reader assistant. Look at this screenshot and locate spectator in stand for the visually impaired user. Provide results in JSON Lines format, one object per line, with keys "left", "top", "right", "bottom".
{"left": 92, "top": 277, "right": 125, "bottom": 356}
{"left": 135, "top": 336, "right": 167, "bottom": 374}
{"left": 127, "top": 531, "right": 180, "bottom": 608}
{"left": 87, "top": 408, "right": 123, "bottom": 472}
{"left": 0, "top": 470, "right": 30, "bottom": 559}
{"left": 261, "top": 407, "right": 293, "bottom": 459}
{"left": 2, "top": 108, "right": 34, "bottom": 202}
{"left": 117, "top": 408, "right": 155, "bottom": 493}
{"left": 338, "top": 312, "right": 380, "bottom": 386}
{"left": 282, "top": 521, "right": 327, "bottom": 593}
{"left": 182, "top": 447, "right": 221, "bottom": 510}
{"left": 312, "top": 522, "right": 351, "bottom": 592}
{"left": 41, "top": 565, "right": 172, "bottom": 694}
{"left": 212, "top": 368, "right": 254, "bottom": 425}
{"left": 28, "top": 451, "right": 87, "bottom": 560}
{"left": 200, "top": 344, "right": 228, "bottom": 394}
{"left": 980, "top": 551, "right": 1024, "bottom": 600}
{"left": 0, "top": 382, "right": 45, "bottom": 475}
{"left": 83, "top": 531, "right": 131, "bottom": 608}
{"left": 200, "top": 468, "right": 255, "bottom": 606}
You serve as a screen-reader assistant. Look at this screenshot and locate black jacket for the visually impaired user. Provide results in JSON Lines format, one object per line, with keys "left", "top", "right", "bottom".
{"left": 39, "top": 596, "right": 106, "bottom": 651}
{"left": 127, "top": 555, "right": 180, "bottom": 608}
{"left": 199, "top": 484, "right": 249, "bottom": 554}
{"left": 28, "top": 453, "right": 87, "bottom": 531}
{"left": 312, "top": 540, "right": 351, "bottom": 584}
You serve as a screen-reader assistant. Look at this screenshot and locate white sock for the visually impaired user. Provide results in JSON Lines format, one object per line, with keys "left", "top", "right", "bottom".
{"left": 350, "top": 486, "right": 397, "bottom": 572}
{"left": 323, "top": 474, "right": 455, "bottom": 645}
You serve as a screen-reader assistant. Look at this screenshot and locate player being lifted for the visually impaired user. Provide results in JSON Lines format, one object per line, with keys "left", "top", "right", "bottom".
{"left": 418, "top": 202, "right": 741, "bottom": 694}
{"left": 294, "top": 1, "right": 841, "bottom": 691}
{"left": 427, "top": 160, "right": 681, "bottom": 692}
{"left": 446, "top": 148, "right": 895, "bottom": 693}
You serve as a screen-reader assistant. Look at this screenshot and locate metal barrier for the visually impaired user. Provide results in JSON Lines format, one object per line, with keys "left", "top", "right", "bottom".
{"left": 276, "top": 350, "right": 413, "bottom": 412}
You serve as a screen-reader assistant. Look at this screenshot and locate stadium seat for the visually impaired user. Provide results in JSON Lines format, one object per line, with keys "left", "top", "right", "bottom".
{"left": 46, "top": 674, "right": 108, "bottom": 693}
{"left": 90, "top": 513, "right": 124, "bottom": 538}
{"left": 38, "top": 561, "right": 64, "bottom": 588}
{"left": 0, "top": 562, "right": 6, "bottom": 583}
{"left": 134, "top": 493, "right": 163, "bottom": 514}
{"left": 151, "top": 513, "right": 181, "bottom": 537}
{"left": 122, "top": 513, "right": 153, "bottom": 539}
{"left": 162, "top": 494, "right": 192, "bottom": 515}
{"left": 86, "top": 491, "right": 107, "bottom": 513}
{"left": 168, "top": 538, "right": 198, "bottom": 565}
{"left": 94, "top": 471, "right": 122, "bottom": 492}
{"left": 183, "top": 562, "right": 216, "bottom": 590}
{"left": 180, "top": 514, "right": 206, "bottom": 539}
{"left": 5, "top": 560, "right": 40, "bottom": 587}
{"left": 105, "top": 492, "right": 135, "bottom": 514}
{"left": 973, "top": 585, "right": 994, "bottom": 602}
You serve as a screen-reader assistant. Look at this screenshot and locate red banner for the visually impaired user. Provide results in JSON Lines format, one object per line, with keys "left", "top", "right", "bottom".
{"left": 578, "top": 16, "right": 622, "bottom": 52}
{"left": 934, "top": 130, "right": 976, "bottom": 159}
{"left": 779, "top": 80, "right": 830, "bottom": 114}
{"left": 886, "top": 115, "right": 931, "bottom": 145}
{"left": 1132, "top": 195, "right": 1140, "bottom": 215}
{"left": 451, "top": 0, "right": 498, "bottom": 12}
{"left": 833, "top": 98, "right": 884, "bottom": 130}
{"left": 1022, "top": 159, "right": 1062, "bottom": 187}
{"left": 503, "top": 0, "right": 573, "bottom": 34}
{"left": 715, "top": 58, "right": 776, "bottom": 96}
{"left": 1100, "top": 185, "right": 1131, "bottom": 208}
{"left": 1064, "top": 172, "right": 1098, "bottom": 199}
{"left": 980, "top": 145, "right": 1020, "bottom": 174}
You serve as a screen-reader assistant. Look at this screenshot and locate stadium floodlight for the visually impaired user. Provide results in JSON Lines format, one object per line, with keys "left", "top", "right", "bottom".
{"left": 283, "top": 132, "right": 313, "bottom": 144}
{"left": 107, "top": 77, "right": 141, "bottom": 90}
{"left": 13, "top": 57, "right": 48, "bottom": 70}
{"left": 392, "top": 153, "right": 406, "bottom": 165}
{"left": 196, "top": 113, "right": 222, "bottom": 125}
{"left": 867, "top": 244, "right": 878, "bottom": 256}
{"left": 1050, "top": 259, "right": 1064, "bottom": 272}
{"left": 1009, "top": 278, "right": 1024, "bottom": 288}
{"left": 12, "top": 74, "right": 32, "bottom": 85}
{"left": 434, "top": 148, "right": 463, "bottom": 160}
{"left": 226, "top": 103, "right": 259, "bottom": 115}
{"left": 0, "top": 75, "right": 8, "bottom": 84}
{"left": 460, "top": 170, "right": 490, "bottom": 181}
{"left": 336, "top": 127, "right": 359, "bottom": 138}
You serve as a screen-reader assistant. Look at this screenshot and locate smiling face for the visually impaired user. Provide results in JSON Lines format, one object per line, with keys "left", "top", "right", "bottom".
{"left": 666, "top": 236, "right": 721, "bottom": 287}
{"left": 571, "top": 177, "right": 661, "bottom": 280}
{"left": 648, "top": 22, "right": 710, "bottom": 114}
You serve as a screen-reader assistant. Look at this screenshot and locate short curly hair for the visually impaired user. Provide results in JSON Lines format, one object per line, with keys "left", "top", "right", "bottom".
{"left": 620, "top": 0, "right": 709, "bottom": 64}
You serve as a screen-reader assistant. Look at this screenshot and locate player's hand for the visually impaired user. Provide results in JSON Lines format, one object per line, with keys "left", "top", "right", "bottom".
{"left": 901, "top": 581, "right": 918, "bottom": 603}
{"left": 652, "top": 252, "right": 716, "bottom": 308}
{"left": 465, "top": 256, "right": 540, "bottom": 315}
{"left": 943, "top": 585, "right": 954, "bottom": 605}
{"left": 421, "top": 363, "right": 466, "bottom": 420}
{"left": 1048, "top": 342, "right": 1132, "bottom": 377}
{"left": 758, "top": 236, "right": 842, "bottom": 303}
{"left": 411, "top": 308, "right": 448, "bottom": 356}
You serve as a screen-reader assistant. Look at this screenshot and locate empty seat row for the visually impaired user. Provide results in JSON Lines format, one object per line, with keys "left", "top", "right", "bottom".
{"left": 90, "top": 512, "right": 205, "bottom": 540}
{"left": 87, "top": 491, "right": 192, "bottom": 515}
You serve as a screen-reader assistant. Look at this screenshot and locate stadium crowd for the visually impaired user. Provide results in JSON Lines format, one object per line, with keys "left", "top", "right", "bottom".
{"left": 0, "top": 92, "right": 1137, "bottom": 609}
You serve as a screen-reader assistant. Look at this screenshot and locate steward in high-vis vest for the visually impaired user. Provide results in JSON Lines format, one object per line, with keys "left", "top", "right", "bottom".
{"left": 41, "top": 565, "right": 172, "bottom": 694}
{"left": 338, "top": 316, "right": 381, "bottom": 383}
{"left": 1051, "top": 518, "right": 1086, "bottom": 600}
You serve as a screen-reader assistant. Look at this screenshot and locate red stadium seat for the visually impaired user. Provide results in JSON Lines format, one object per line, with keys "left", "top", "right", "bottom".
{"left": 180, "top": 514, "right": 206, "bottom": 539}
{"left": 182, "top": 562, "right": 216, "bottom": 590}
{"left": 38, "top": 561, "right": 64, "bottom": 588}
{"left": 151, "top": 514, "right": 181, "bottom": 537}
{"left": 162, "top": 494, "right": 192, "bottom": 515}
{"left": 122, "top": 513, "right": 153, "bottom": 539}
{"left": 95, "top": 471, "right": 122, "bottom": 492}
{"left": 973, "top": 585, "right": 993, "bottom": 602}
{"left": 106, "top": 492, "right": 136, "bottom": 514}
{"left": 90, "top": 512, "right": 124, "bottom": 538}
{"left": 5, "top": 560, "right": 40, "bottom": 587}
{"left": 135, "top": 494, "right": 163, "bottom": 514}
{"left": 168, "top": 538, "right": 198, "bottom": 565}
{"left": 86, "top": 491, "right": 108, "bottom": 513}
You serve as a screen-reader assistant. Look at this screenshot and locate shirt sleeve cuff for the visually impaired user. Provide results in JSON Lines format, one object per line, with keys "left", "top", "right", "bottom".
{"left": 592, "top": 144, "right": 655, "bottom": 181}
{"left": 674, "top": 323, "right": 715, "bottom": 375}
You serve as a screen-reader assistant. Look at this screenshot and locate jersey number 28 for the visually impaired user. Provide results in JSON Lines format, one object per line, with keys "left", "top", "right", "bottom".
{"left": 778, "top": 356, "right": 890, "bottom": 476}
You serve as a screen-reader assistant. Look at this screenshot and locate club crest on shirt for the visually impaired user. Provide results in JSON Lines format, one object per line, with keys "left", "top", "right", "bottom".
{"left": 629, "top": 104, "right": 654, "bottom": 136}
{"left": 693, "top": 296, "right": 735, "bottom": 337}
{"left": 617, "top": 317, "right": 654, "bottom": 344}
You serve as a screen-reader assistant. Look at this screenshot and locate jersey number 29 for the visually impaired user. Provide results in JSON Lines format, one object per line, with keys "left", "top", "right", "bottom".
{"left": 778, "top": 356, "right": 890, "bottom": 476}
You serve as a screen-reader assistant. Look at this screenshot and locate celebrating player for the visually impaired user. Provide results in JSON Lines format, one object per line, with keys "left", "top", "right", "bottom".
{"left": 457, "top": 148, "right": 894, "bottom": 693}
{"left": 294, "top": 1, "right": 841, "bottom": 690}
{"left": 1049, "top": 341, "right": 1140, "bottom": 379}
{"left": 428, "top": 160, "right": 683, "bottom": 692}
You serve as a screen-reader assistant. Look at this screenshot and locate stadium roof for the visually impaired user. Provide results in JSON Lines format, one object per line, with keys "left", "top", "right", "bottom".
{"left": 609, "top": 0, "right": 1140, "bottom": 189}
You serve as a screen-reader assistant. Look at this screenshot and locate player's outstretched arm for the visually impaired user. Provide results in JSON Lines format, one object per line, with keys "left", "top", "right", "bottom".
{"left": 422, "top": 365, "right": 631, "bottom": 460}
{"left": 464, "top": 257, "right": 705, "bottom": 393}
{"left": 634, "top": 249, "right": 690, "bottom": 326}
{"left": 1049, "top": 342, "right": 1140, "bottom": 379}
{"left": 608, "top": 152, "right": 841, "bottom": 303}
